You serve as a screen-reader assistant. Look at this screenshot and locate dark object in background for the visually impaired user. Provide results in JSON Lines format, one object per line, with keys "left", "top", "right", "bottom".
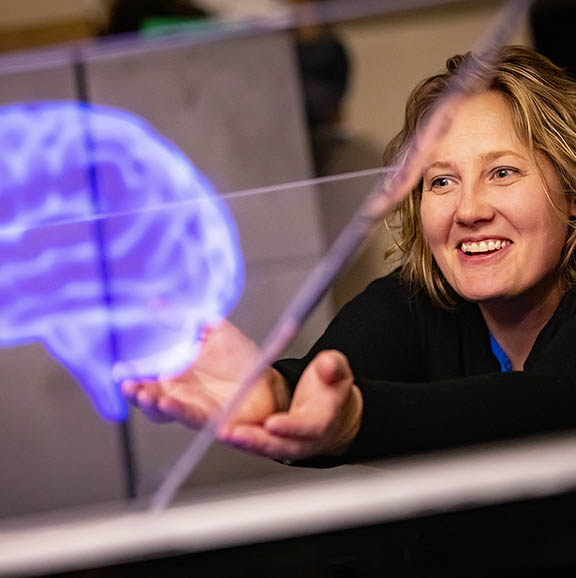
{"left": 105, "top": 0, "right": 210, "bottom": 35}
{"left": 530, "top": 0, "right": 576, "bottom": 79}
{"left": 296, "top": 33, "right": 361, "bottom": 177}
{"left": 296, "top": 33, "right": 350, "bottom": 129}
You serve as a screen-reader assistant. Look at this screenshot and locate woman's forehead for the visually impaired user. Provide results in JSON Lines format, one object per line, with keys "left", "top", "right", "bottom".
{"left": 423, "top": 91, "right": 528, "bottom": 167}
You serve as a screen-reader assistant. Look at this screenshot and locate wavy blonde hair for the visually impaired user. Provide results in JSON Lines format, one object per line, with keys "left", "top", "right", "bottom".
{"left": 386, "top": 45, "right": 576, "bottom": 308}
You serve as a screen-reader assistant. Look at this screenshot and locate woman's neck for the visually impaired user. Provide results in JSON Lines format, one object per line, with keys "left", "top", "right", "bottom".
{"left": 479, "top": 284, "right": 564, "bottom": 371}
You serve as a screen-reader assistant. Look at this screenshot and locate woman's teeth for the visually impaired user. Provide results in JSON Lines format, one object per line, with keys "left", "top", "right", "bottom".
{"left": 460, "top": 239, "right": 509, "bottom": 254}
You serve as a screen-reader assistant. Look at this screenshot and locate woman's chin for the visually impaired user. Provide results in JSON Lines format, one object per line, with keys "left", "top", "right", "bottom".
{"left": 454, "top": 285, "right": 509, "bottom": 305}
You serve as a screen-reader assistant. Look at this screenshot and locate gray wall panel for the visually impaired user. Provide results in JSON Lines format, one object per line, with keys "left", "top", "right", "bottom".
{"left": 0, "top": 64, "right": 125, "bottom": 517}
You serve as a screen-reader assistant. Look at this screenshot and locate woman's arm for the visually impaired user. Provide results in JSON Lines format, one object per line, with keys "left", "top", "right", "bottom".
{"left": 346, "top": 371, "right": 576, "bottom": 461}
{"left": 123, "top": 319, "right": 364, "bottom": 461}
{"left": 123, "top": 271, "right": 421, "bottom": 461}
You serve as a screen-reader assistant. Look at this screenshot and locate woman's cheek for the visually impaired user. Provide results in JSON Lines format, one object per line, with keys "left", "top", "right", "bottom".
{"left": 420, "top": 198, "right": 448, "bottom": 247}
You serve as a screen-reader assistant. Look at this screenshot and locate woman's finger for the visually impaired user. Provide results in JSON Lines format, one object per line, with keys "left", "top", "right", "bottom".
{"left": 157, "top": 395, "right": 210, "bottom": 430}
{"left": 121, "top": 379, "right": 142, "bottom": 404}
{"left": 221, "top": 424, "right": 316, "bottom": 460}
{"left": 264, "top": 412, "right": 331, "bottom": 440}
{"left": 264, "top": 349, "right": 355, "bottom": 440}
{"left": 121, "top": 379, "right": 179, "bottom": 423}
{"left": 122, "top": 378, "right": 162, "bottom": 405}
{"left": 139, "top": 402, "right": 176, "bottom": 423}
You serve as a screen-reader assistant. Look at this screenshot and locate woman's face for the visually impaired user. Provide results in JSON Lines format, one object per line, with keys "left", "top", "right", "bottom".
{"left": 420, "top": 90, "right": 573, "bottom": 309}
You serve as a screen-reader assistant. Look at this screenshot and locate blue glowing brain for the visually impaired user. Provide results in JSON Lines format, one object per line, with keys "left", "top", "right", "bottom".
{"left": 0, "top": 102, "right": 244, "bottom": 421}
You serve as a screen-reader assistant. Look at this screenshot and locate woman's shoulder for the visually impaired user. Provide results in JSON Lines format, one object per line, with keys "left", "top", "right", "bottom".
{"left": 308, "top": 270, "right": 428, "bottom": 380}
{"left": 351, "top": 268, "right": 410, "bottom": 300}
{"left": 526, "top": 285, "right": 576, "bottom": 374}
{"left": 326, "top": 268, "right": 435, "bottom": 346}
{"left": 347, "top": 268, "right": 435, "bottom": 317}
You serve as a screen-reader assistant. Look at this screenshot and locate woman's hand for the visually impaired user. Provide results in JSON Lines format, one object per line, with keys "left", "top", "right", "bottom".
{"left": 122, "top": 319, "right": 286, "bottom": 428}
{"left": 223, "top": 349, "right": 363, "bottom": 460}
{"left": 123, "top": 320, "right": 363, "bottom": 461}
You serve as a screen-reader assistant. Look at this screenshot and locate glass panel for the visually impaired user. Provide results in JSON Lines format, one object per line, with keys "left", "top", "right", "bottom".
{"left": 0, "top": 158, "right": 386, "bottom": 516}
{"left": 0, "top": 2, "right": 540, "bottom": 576}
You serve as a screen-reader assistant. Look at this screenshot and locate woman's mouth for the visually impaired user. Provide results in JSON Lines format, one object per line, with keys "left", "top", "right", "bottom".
{"left": 460, "top": 239, "right": 510, "bottom": 256}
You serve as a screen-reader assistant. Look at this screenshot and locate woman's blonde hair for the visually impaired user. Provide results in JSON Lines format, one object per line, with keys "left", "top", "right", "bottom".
{"left": 386, "top": 45, "right": 576, "bottom": 308}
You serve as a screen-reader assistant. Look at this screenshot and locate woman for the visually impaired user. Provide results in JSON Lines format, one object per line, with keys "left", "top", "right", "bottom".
{"left": 123, "top": 45, "right": 576, "bottom": 463}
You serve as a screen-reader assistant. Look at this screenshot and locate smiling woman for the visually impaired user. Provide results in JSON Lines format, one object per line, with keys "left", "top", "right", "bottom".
{"left": 420, "top": 91, "right": 574, "bottom": 370}
{"left": 125, "top": 45, "right": 576, "bottom": 465}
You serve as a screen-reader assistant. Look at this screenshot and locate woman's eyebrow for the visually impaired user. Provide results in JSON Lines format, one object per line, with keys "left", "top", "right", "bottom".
{"left": 424, "top": 151, "right": 527, "bottom": 174}
{"left": 423, "top": 161, "right": 455, "bottom": 173}
{"left": 480, "top": 150, "right": 527, "bottom": 162}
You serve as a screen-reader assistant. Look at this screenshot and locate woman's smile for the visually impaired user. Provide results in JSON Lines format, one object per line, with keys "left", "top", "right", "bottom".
{"left": 459, "top": 238, "right": 510, "bottom": 255}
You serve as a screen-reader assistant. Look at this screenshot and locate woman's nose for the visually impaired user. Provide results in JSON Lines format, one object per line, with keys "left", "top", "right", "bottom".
{"left": 454, "top": 187, "right": 495, "bottom": 226}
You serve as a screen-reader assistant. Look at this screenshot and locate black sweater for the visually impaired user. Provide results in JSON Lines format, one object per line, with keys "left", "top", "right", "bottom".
{"left": 274, "top": 270, "right": 576, "bottom": 461}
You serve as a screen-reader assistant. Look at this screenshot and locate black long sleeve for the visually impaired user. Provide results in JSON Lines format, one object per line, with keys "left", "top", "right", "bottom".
{"left": 274, "top": 271, "right": 576, "bottom": 462}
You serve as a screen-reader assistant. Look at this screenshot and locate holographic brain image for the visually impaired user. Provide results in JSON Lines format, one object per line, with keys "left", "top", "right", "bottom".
{"left": 0, "top": 102, "right": 244, "bottom": 421}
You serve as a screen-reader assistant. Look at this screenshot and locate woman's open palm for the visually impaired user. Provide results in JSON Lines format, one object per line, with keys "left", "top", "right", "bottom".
{"left": 122, "top": 319, "right": 281, "bottom": 430}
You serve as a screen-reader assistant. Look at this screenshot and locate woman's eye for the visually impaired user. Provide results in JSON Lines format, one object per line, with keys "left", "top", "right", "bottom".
{"left": 492, "top": 167, "right": 517, "bottom": 180}
{"left": 430, "top": 177, "right": 452, "bottom": 189}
